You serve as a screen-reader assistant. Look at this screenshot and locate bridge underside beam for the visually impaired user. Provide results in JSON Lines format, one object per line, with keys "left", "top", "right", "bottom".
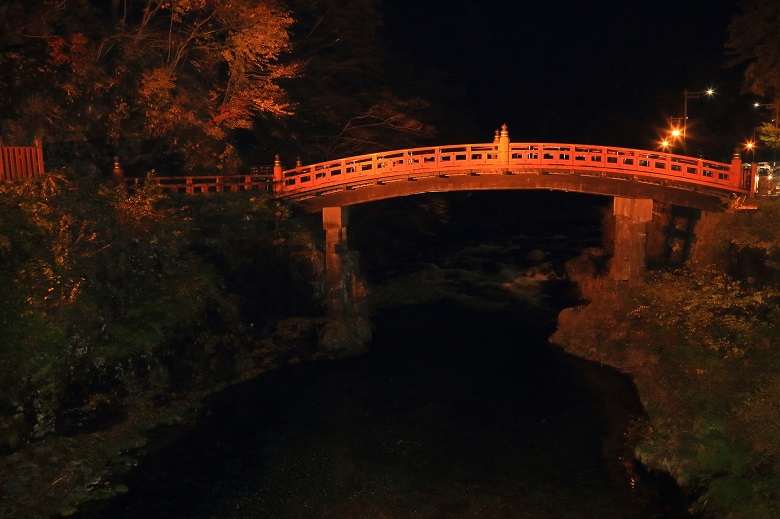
{"left": 611, "top": 197, "right": 654, "bottom": 286}
{"left": 288, "top": 172, "right": 728, "bottom": 214}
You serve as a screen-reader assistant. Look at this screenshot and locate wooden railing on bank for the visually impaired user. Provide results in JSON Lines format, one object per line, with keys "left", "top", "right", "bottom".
{"left": 0, "top": 139, "right": 45, "bottom": 180}
{"left": 126, "top": 165, "right": 274, "bottom": 194}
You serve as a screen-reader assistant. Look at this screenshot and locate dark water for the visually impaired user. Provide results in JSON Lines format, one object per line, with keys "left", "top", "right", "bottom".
{"left": 73, "top": 298, "right": 691, "bottom": 518}
{"left": 73, "top": 192, "right": 693, "bottom": 518}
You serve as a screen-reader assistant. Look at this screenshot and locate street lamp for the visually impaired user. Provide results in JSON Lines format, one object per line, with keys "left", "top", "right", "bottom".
{"left": 662, "top": 120, "right": 683, "bottom": 153}
{"left": 682, "top": 87, "right": 715, "bottom": 141}
{"left": 745, "top": 140, "right": 755, "bottom": 163}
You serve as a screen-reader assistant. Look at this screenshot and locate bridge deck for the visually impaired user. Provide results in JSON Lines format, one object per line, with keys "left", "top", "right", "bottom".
{"left": 274, "top": 142, "right": 749, "bottom": 212}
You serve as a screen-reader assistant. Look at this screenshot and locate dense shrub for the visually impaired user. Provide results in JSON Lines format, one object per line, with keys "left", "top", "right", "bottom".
{"left": 0, "top": 170, "right": 318, "bottom": 442}
{"left": 553, "top": 198, "right": 780, "bottom": 518}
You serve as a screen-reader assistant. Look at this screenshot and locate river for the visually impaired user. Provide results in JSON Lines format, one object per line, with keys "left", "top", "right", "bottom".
{"left": 72, "top": 192, "right": 695, "bottom": 518}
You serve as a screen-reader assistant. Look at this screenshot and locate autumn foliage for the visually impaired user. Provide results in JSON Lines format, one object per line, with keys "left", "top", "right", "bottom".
{"left": 1, "top": 0, "right": 297, "bottom": 173}
{"left": 0, "top": 0, "right": 436, "bottom": 176}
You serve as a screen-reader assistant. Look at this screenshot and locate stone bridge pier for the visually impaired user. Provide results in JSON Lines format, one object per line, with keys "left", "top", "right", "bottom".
{"left": 610, "top": 197, "right": 654, "bottom": 286}
{"left": 322, "top": 206, "right": 353, "bottom": 316}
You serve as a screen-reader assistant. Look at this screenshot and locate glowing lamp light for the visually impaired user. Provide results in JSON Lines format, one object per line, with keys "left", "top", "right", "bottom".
{"left": 678, "top": 87, "right": 715, "bottom": 143}
{"left": 671, "top": 129, "right": 681, "bottom": 138}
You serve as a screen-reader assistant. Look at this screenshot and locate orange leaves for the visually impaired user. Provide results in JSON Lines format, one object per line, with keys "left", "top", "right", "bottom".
{"left": 46, "top": 33, "right": 88, "bottom": 68}
{"left": 69, "top": 33, "right": 88, "bottom": 53}
{"left": 215, "top": 2, "right": 296, "bottom": 123}
{"left": 139, "top": 68, "right": 177, "bottom": 103}
{"left": 212, "top": 99, "right": 252, "bottom": 128}
{"left": 46, "top": 37, "right": 68, "bottom": 66}
{"left": 126, "top": 0, "right": 297, "bottom": 165}
{"left": 223, "top": 3, "right": 293, "bottom": 62}
{"left": 9, "top": 0, "right": 299, "bottom": 173}
{"left": 138, "top": 68, "right": 177, "bottom": 138}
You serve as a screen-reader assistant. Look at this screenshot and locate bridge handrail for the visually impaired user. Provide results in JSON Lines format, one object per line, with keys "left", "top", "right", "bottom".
{"left": 276, "top": 142, "right": 748, "bottom": 198}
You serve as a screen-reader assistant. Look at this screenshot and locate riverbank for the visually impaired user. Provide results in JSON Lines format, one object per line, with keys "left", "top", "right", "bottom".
{"left": 0, "top": 314, "right": 372, "bottom": 519}
{"left": 550, "top": 198, "right": 780, "bottom": 518}
{"left": 0, "top": 171, "right": 372, "bottom": 518}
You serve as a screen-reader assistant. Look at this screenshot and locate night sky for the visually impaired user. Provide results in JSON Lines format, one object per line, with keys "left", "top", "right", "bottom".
{"left": 382, "top": 1, "right": 756, "bottom": 162}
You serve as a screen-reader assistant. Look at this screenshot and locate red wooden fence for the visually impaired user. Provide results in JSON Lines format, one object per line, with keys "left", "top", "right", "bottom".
{"left": 0, "top": 139, "right": 45, "bottom": 180}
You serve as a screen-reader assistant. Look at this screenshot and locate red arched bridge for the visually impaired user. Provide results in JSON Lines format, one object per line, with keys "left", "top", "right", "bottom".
{"left": 147, "top": 126, "right": 753, "bottom": 213}
{"left": 141, "top": 126, "right": 757, "bottom": 295}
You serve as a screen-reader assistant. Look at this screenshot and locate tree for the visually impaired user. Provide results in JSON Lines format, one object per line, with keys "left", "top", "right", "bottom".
{"left": 726, "top": 0, "right": 780, "bottom": 154}
{"left": 0, "top": 0, "right": 298, "bottom": 174}
{"left": 726, "top": 0, "right": 780, "bottom": 99}
{"left": 268, "top": 0, "right": 436, "bottom": 163}
{"left": 756, "top": 121, "right": 780, "bottom": 152}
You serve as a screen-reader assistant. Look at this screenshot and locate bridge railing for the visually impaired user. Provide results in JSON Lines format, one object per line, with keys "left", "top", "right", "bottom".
{"left": 278, "top": 143, "right": 502, "bottom": 193}
{"left": 509, "top": 144, "right": 734, "bottom": 183}
{"left": 276, "top": 142, "right": 747, "bottom": 198}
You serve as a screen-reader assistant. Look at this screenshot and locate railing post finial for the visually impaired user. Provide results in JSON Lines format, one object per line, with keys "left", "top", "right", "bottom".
{"left": 112, "top": 155, "right": 125, "bottom": 185}
{"left": 273, "top": 154, "right": 283, "bottom": 194}
{"left": 493, "top": 129, "right": 500, "bottom": 144}
{"left": 730, "top": 146, "right": 742, "bottom": 174}
{"left": 499, "top": 123, "right": 510, "bottom": 163}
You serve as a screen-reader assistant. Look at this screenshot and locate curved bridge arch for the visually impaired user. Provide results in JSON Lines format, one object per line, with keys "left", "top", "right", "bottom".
{"left": 275, "top": 131, "right": 751, "bottom": 213}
